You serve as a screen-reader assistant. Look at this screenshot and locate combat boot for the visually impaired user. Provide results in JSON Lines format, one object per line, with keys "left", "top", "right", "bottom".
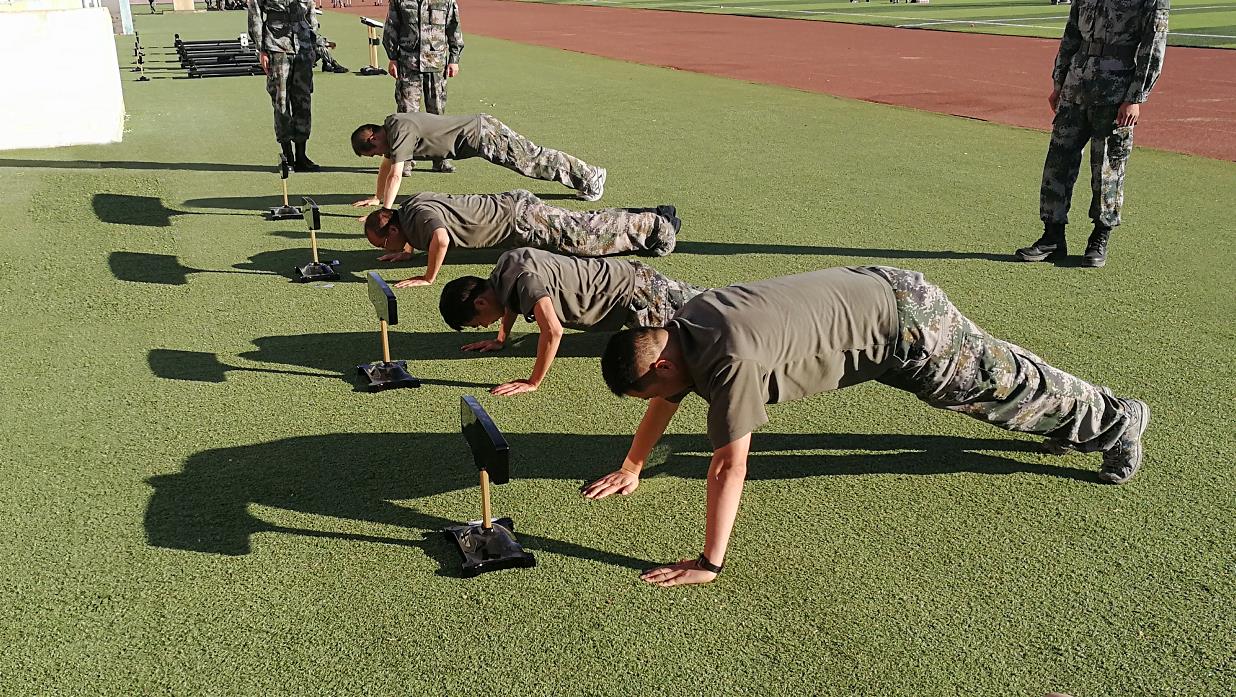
{"left": 433, "top": 159, "right": 455, "bottom": 173}
{"left": 293, "top": 141, "right": 321, "bottom": 173}
{"left": 330, "top": 63, "right": 349, "bottom": 73}
{"left": 1015, "top": 222, "right": 1067, "bottom": 262}
{"left": 279, "top": 141, "right": 295, "bottom": 167}
{"left": 577, "top": 168, "right": 607, "bottom": 202}
{"left": 1098, "top": 398, "right": 1150, "bottom": 484}
{"left": 1082, "top": 225, "right": 1110, "bottom": 268}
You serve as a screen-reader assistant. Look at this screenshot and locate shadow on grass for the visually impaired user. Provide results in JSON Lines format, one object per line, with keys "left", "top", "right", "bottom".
{"left": 0, "top": 158, "right": 369, "bottom": 174}
{"left": 92, "top": 194, "right": 256, "bottom": 226}
{"left": 674, "top": 240, "right": 1012, "bottom": 262}
{"left": 236, "top": 330, "right": 609, "bottom": 371}
{"left": 147, "top": 347, "right": 495, "bottom": 390}
{"left": 109, "top": 251, "right": 279, "bottom": 285}
{"left": 232, "top": 246, "right": 505, "bottom": 282}
{"left": 144, "top": 431, "right": 1095, "bottom": 570}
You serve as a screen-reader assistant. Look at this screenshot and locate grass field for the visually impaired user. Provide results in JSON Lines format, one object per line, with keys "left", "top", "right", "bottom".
{"left": 522, "top": 0, "right": 1236, "bottom": 49}
{"left": 1, "top": 8, "right": 1234, "bottom": 696}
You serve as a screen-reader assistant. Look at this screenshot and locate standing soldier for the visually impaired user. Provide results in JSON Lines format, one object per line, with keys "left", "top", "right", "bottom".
{"left": 383, "top": 0, "right": 464, "bottom": 175}
{"left": 247, "top": 0, "right": 321, "bottom": 172}
{"left": 1016, "top": 0, "right": 1169, "bottom": 268}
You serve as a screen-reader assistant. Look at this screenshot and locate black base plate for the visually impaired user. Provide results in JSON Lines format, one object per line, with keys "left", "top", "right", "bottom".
{"left": 267, "top": 205, "right": 304, "bottom": 220}
{"left": 292, "top": 260, "right": 341, "bottom": 283}
{"left": 358, "top": 66, "right": 386, "bottom": 76}
{"left": 443, "top": 518, "right": 537, "bottom": 577}
{"left": 356, "top": 360, "right": 421, "bottom": 392}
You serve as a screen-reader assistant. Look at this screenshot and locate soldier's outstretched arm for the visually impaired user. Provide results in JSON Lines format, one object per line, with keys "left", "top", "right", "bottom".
{"left": 378, "top": 161, "right": 404, "bottom": 209}
{"left": 1125, "top": 0, "right": 1170, "bottom": 104}
{"left": 582, "top": 397, "right": 681, "bottom": 500}
{"left": 353, "top": 157, "right": 393, "bottom": 207}
{"left": 491, "top": 297, "right": 562, "bottom": 396}
{"left": 640, "top": 434, "right": 751, "bottom": 588}
{"left": 392, "top": 227, "right": 449, "bottom": 287}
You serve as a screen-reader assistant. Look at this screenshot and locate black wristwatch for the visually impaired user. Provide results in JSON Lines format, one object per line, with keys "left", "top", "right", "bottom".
{"left": 696, "top": 554, "right": 724, "bottom": 575}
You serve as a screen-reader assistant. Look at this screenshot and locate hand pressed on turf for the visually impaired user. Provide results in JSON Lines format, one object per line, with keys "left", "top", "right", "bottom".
{"left": 581, "top": 469, "right": 639, "bottom": 500}
{"left": 353, "top": 196, "right": 381, "bottom": 208}
{"left": 491, "top": 379, "right": 538, "bottom": 396}
{"left": 640, "top": 559, "right": 718, "bottom": 588}
{"left": 462, "top": 339, "right": 505, "bottom": 352}
{"left": 393, "top": 275, "right": 431, "bottom": 288}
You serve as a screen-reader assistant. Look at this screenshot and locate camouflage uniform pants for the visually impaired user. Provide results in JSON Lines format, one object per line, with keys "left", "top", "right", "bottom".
{"left": 1040, "top": 102, "right": 1134, "bottom": 228}
{"left": 315, "top": 37, "right": 343, "bottom": 70}
{"left": 626, "top": 262, "right": 707, "bottom": 327}
{"left": 266, "top": 50, "right": 314, "bottom": 143}
{"left": 461, "top": 114, "right": 601, "bottom": 193}
{"left": 867, "top": 266, "right": 1132, "bottom": 452}
{"left": 507, "top": 190, "right": 677, "bottom": 257}
{"left": 395, "top": 69, "right": 447, "bottom": 116}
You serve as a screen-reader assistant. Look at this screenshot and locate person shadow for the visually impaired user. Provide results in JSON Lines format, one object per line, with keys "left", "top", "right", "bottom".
{"left": 143, "top": 431, "right": 1095, "bottom": 574}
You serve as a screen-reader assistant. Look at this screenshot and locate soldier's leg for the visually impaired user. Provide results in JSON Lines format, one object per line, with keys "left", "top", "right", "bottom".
{"left": 393, "top": 63, "right": 423, "bottom": 175}
{"left": 513, "top": 193, "right": 678, "bottom": 257}
{"left": 470, "top": 114, "right": 602, "bottom": 193}
{"left": 265, "top": 52, "right": 295, "bottom": 147}
{"left": 423, "top": 72, "right": 454, "bottom": 172}
{"left": 289, "top": 51, "right": 318, "bottom": 171}
{"left": 1086, "top": 105, "right": 1134, "bottom": 230}
{"left": 868, "top": 266, "right": 1138, "bottom": 455}
{"left": 626, "top": 263, "right": 709, "bottom": 327}
{"left": 1039, "top": 103, "right": 1092, "bottom": 227}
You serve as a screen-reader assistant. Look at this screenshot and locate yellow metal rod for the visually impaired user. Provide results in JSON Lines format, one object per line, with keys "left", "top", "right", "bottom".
{"left": 310, "top": 229, "right": 320, "bottom": 264}
{"left": 379, "top": 319, "right": 391, "bottom": 363}
{"left": 281, "top": 177, "right": 289, "bottom": 208}
{"left": 479, "top": 469, "right": 492, "bottom": 530}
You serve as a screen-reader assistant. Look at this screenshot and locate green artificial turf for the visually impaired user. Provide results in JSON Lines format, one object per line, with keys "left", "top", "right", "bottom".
{"left": 523, "top": 0, "right": 1236, "bottom": 49}
{"left": 1, "top": 9, "right": 1233, "bottom": 696}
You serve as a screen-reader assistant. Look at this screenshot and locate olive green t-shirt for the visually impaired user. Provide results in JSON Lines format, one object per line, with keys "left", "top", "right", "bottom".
{"left": 490, "top": 248, "right": 638, "bottom": 331}
{"left": 669, "top": 267, "right": 899, "bottom": 449}
{"left": 383, "top": 112, "right": 481, "bottom": 162}
{"left": 397, "top": 192, "right": 519, "bottom": 250}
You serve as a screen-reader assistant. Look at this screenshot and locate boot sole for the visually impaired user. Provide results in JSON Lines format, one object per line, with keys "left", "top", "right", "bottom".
{"left": 1098, "top": 400, "right": 1150, "bottom": 485}
{"left": 1081, "top": 258, "right": 1106, "bottom": 268}
{"left": 1015, "top": 251, "right": 1066, "bottom": 262}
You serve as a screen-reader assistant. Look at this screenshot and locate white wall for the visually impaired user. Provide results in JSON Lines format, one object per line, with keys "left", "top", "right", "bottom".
{"left": 0, "top": 7, "right": 125, "bottom": 150}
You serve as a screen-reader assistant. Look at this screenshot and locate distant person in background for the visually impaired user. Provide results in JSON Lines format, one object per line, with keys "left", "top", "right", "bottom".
{"left": 247, "top": 0, "right": 321, "bottom": 172}
{"left": 315, "top": 28, "right": 349, "bottom": 73}
{"left": 1016, "top": 0, "right": 1169, "bottom": 268}
{"left": 383, "top": 0, "right": 464, "bottom": 174}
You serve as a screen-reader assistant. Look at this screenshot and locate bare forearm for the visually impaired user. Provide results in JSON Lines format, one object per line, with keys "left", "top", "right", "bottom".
{"left": 375, "top": 158, "right": 392, "bottom": 198}
{"left": 703, "top": 457, "right": 747, "bottom": 565}
{"left": 528, "top": 330, "right": 562, "bottom": 386}
{"left": 623, "top": 398, "right": 679, "bottom": 472}
{"left": 496, "top": 309, "right": 517, "bottom": 343}
{"left": 380, "top": 168, "right": 403, "bottom": 209}
{"left": 422, "top": 233, "right": 449, "bottom": 282}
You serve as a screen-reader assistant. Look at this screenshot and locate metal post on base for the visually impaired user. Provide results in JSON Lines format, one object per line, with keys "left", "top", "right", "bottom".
{"left": 479, "top": 470, "right": 492, "bottom": 530}
{"left": 379, "top": 318, "right": 391, "bottom": 363}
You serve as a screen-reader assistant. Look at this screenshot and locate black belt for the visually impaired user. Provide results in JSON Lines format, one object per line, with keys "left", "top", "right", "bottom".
{"left": 1080, "top": 40, "right": 1136, "bottom": 60}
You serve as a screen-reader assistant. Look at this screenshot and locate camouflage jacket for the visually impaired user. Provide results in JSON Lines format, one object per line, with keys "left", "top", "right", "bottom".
{"left": 246, "top": 0, "right": 318, "bottom": 56}
{"left": 1053, "top": 0, "right": 1169, "bottom": 106}
{"left": 383, "top": 0, "right": 463, "bottom": 73}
